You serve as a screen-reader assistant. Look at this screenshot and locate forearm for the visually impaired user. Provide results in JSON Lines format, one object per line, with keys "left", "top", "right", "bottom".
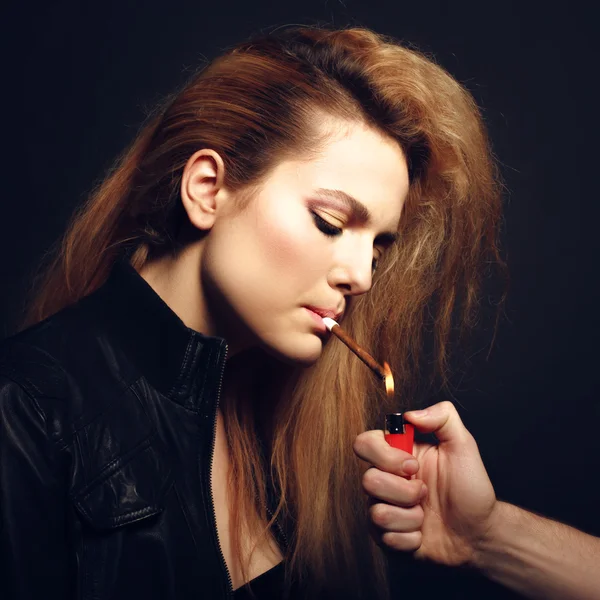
{"left": 473, "top": 501, "right": 600, "bottom": 600}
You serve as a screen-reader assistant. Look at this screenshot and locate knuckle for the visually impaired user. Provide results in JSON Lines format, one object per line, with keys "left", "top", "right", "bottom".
{"left": 353, "top": 430, "right": 377, "bottom": 455}
{"left": 353, "top": 434, "right": 366, "bottom": 455}
{"left": 408, "top": 530, "right": 423, "bottom": 550}
{"left": 440, "top": 400, "right": 455, "bottom": 413}
{"left": 411, "top": 482, "right": 426, "bottom": 505}
{"left": 361, "top": 468, "right": 382, "bottom": 494}
{"left": 412, "top": 504, "right": 425, "bottom": 528}
{"left": 381, "top": 531, "right": 398, "bottom": 549}
{"left": 369, "top": 503, "right": 390, "bottom": 528}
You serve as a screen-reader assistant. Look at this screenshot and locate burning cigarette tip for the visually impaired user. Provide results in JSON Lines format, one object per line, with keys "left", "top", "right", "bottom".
{"left": 322, "top": 317, "right": 338, "bottom": 331}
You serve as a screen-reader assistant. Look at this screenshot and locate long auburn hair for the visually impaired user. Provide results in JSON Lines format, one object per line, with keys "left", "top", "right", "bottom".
{"left": 22, "top": 26, "right": 505, "bottom": 599}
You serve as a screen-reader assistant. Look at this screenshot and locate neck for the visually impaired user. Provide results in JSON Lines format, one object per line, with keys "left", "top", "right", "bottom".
{"left": 138, "top": 245, "right": 210, "bottom": 332}
{"left": 137, "top": 245, "right": 249, "bottom": 358}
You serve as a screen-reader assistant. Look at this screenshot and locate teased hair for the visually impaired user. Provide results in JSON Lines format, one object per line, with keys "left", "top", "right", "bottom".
{"left": 21, "top": 26, "right": 506, "bottom": 599}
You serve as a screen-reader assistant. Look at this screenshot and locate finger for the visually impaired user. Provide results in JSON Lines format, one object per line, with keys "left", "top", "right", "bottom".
{"left": 369, "top": 502, "right": 424, "bottom": 533}
{"left": 353, "top": 430, "right": 420, "bottom": 478}
{"left": 404, "top": 401, "right": 472, "bottom": 447}
{"left": 381, "top": 530, "right": 422, "bottom": 552}
{"left": 362, "top": 468, "right": 427, "bottom": 507}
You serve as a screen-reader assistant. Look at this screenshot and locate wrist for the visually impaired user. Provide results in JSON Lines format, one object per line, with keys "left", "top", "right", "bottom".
{"left": 470, "top": 500, "right": 513, "bottom": 572}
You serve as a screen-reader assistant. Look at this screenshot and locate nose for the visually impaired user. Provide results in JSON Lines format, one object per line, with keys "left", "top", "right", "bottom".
{"left": 328, "top": 238, "right": 374, "bottom": 297}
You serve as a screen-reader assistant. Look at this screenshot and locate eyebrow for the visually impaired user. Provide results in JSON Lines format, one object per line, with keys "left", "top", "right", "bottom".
{"left": 313, "top": 188, "right": 399, "bottom": 246}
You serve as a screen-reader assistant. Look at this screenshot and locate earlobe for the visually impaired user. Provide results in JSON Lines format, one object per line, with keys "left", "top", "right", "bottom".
{"left": 180, "top": 149, "right": 227, "bottom": 231}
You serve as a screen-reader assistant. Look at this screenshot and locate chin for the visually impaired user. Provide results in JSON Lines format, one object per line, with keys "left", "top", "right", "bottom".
{"left": 261, "top": 333, "right": 324, "bottom": 367}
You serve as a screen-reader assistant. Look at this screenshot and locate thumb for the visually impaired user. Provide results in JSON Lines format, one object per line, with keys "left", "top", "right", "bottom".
{"left": 404, "top": 401, "right": 471, "bottom": 446}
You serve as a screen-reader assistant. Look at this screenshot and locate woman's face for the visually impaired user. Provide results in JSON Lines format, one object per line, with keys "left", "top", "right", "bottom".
{"left": 201, "top": 121, "right": 410, "bottom": 364}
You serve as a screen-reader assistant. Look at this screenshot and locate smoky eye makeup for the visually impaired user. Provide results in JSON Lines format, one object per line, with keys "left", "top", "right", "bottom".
{"left": 309, "top": 207, "right": 390, "bottom": 267}
{"left": 310, "top": 210, "right": 343, "bottom": 237}
{"left": 311, "top": 211, "right": 383, "bottom": 274}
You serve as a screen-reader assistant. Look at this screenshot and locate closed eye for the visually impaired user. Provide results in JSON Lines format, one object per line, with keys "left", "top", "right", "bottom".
{"left": 312, "top": 211, "right": 387, "bottom": 272}
{"left": 311, "top": 211, "right": 343, "bottom": 237}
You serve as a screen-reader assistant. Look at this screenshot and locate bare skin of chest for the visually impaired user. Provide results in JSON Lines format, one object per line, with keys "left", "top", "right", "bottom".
{"left": 211, "top": 410, "right": 284, "bottom": 591}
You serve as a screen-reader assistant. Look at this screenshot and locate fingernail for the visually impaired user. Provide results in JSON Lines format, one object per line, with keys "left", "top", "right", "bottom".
{"left": 420, "top": 484, "right": 428, "bottom": 500}
{"left": 403, "top": 459, "right": 419, "bottom": 473}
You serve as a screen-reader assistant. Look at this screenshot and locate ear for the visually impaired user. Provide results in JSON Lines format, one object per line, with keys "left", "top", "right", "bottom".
{"left": 180, "top": 149, "right": 229, "bottom": 231}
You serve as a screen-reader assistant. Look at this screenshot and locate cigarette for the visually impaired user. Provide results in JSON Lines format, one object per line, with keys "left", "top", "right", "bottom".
{"left": 322, "top": 317, "right": 387, "bottom": 380}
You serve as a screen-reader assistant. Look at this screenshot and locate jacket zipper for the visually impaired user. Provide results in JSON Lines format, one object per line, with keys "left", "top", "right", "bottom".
{"left": 208, "top": 342, "right": 233, "bottom": 598}
{"left": 209, "top": 342, "right": 289, "bottom": 597}
{"left": 253, "top": 487, "right": 289, "bottom": 556}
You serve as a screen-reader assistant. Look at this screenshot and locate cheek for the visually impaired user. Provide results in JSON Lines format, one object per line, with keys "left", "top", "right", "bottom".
{"left": 206, "top": 209, "right": 329, "bottom": 313}
{"left": 241, "top": 193, "right": 330, "bottom": 284}
{"left": 257, "top": 219, "right": 322, "bottom": 277}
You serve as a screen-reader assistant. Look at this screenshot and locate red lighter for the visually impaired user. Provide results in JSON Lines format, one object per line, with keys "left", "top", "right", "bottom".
{"left": 384, "top": 412, "right": 414, "bottom": 454}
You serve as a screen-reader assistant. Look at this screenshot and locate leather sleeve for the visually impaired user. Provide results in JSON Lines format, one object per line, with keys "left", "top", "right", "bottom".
{"left": 0, "top": 374, "right": 73, "bottom": 599}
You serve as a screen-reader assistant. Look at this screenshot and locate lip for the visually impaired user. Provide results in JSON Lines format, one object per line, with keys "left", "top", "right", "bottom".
{"left": 304, "top": 308, "right": 328, "bottom": 332}
{"left": 304, "top": 305, "right": 343, "bottom": 332}
{"left": 304, "top": 305, "right": 343, "bottom": 320}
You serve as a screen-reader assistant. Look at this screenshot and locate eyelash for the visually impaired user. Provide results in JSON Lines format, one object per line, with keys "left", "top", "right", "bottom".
{"left": 311, "top": 211, "right": 343, "bottom": 237}
{"left": 311, "top": 211, "right": 381, "bottom": 273}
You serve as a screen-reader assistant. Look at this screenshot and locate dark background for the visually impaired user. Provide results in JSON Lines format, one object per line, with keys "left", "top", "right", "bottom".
{"left": 2, "top": 1, "right": 598, "bottom": 598}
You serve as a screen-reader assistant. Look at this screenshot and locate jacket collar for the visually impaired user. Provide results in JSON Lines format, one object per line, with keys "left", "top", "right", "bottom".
{"left": 84, "top": 257, "right": 291, "bottom": 545}
{"left": 84, "top": 256, "right": 228, "bottom": 410}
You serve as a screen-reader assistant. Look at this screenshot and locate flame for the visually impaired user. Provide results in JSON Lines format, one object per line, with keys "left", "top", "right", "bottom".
{"left": 382, "top": 361, "right": 394, "bottom": 398}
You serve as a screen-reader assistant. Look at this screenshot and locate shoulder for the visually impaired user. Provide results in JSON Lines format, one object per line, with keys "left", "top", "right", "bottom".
{"left": 0, "top": 300, "right": 142, "bottom": 448}
{"left": 0, "top": 309, "right": 172, "bottom": 532}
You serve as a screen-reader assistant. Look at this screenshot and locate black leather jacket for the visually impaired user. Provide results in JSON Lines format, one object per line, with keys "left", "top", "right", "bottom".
{"left": 0, "top": 259, "right": 289, "bottom": 599}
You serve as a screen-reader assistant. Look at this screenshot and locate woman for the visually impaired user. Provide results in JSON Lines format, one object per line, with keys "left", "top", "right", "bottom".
{"left": 0, "top": 26, "right": 503, "bottom": 599}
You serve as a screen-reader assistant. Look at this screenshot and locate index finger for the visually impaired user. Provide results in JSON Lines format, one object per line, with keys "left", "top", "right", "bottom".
{"left": 353, "top": 430, "right": 419, "bottom": 478}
